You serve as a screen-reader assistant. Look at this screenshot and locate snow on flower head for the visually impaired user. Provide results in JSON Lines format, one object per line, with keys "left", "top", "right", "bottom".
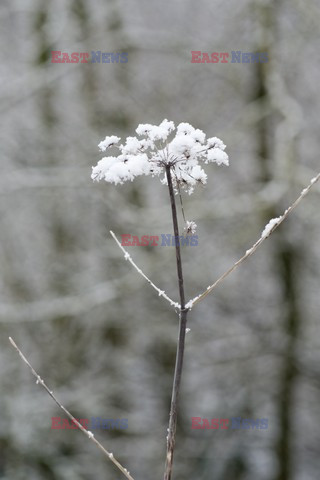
{"left": 207, "top": 137, "right": 226, "bottom": 150}
{"left": 98, "top": 135, "right": 121, "bottom": 152}
{"left": 206, "top": 148, "right": 229, "bottom": 166}
{"left": 169, "top": 135, "right": 196, "bottom": 158}
{"left": 184, "top": 221, "right": 197, "bottom": 235}
{"left": 177, "top": 123, "right": 196, "bottom": 136}
{"left": 91, "top": 120, "right": 229, "bottom": 194}
{"left": 135, "top": 119, "right": 175, "bottom": 142}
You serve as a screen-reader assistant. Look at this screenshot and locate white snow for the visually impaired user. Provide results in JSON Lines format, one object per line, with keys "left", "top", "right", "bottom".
{"left": 169, "top": 134, "right": 196, "bottom": 157}
{"left": 136, "top": 119, "right": 175, "bottom": 142}
{"left": 120, "top": 136, "right": 144, "bottom": 155}
{"left": 207, "top": 137, "right": 226, "bottom": 150}
{"left": 191, "top": 128, "right": 206, "bottom": 144}
{"left": 185, "top": 294, "right": 201, "bottom": 309}
{"left": 261, "top": 216, "right": 282, "bottom": 238}
{"left": 92, "top": 120, "right": 229, "bottom": 193}
{"left": 206, "top": 147, "right": 229, "bottom": 166}
{"left": 185, "top": 221, "right": 197, "bottom": 234}
{"left": 98, "top": 135, "right": 121, "bottom": 151}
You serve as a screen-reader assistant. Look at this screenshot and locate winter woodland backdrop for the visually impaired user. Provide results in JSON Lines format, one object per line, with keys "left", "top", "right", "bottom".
{"left": 0, "top": 0, "right": 320, "bottom": 479}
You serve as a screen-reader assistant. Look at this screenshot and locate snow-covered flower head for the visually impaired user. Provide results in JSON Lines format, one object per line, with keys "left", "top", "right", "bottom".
{"left": 91, "top": 120, "right": 229, "bottom": 194}
{"left": 184, "top": 221, "right": 197, "bottom": 235}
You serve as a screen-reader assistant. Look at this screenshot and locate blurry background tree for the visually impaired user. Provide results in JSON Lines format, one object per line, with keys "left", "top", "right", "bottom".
{"left": 0, "top": 0, "right": 319, "bottom": 479}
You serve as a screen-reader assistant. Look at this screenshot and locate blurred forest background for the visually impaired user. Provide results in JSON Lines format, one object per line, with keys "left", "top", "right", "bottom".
{"left": 1, "top": 0, "right": 319, "bottom": 479}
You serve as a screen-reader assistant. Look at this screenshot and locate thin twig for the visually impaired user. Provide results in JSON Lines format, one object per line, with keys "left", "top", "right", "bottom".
{"left": 8, "top": 337, "right": 135, "bottom": 480}
{"left": 187, "top": 173, "right": 320, "bottom": 309}
{"left": 110, "top": 230, "right": 180, "bottom": 310}
{"left": 164, "top": 166, "right": 188, "bottom": 480}
{"left": 177, "top": 181, "right": 187, "bottom": 223}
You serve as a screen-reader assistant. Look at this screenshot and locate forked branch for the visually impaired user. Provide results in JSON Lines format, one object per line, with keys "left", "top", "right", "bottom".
{"left": 187, "top": 173, "right": 320, "bottom": 309}
{"left": 110, "top": 230, "right": 180, "bottom": 310}
{"left": 9, "top": 337, "right": 134, "bottom": 480}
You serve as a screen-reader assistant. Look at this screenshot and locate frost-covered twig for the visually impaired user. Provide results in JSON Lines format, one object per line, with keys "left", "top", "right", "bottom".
{"left": 110, "top": 230, "right": 180, "bottom": 310}
{"left": 8, "top": 337, "right": 134, "bottom": 480}
{"left": 187, "top": 173, "right": 320, "bottom": 309}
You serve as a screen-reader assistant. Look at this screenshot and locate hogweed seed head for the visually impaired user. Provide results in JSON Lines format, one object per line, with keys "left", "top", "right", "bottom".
{"left": 91, "top": 120, "right": 229, "bottom": 195}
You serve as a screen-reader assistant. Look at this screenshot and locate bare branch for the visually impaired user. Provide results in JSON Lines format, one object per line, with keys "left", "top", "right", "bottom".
{"left": 187, "top": 173, "right": 320, "bottom": 309}
{"left": 8, "top": 337, "right": 135, "bottom": 480}
{"left": 110, "top": 230, "right": 180, "bottom": 310}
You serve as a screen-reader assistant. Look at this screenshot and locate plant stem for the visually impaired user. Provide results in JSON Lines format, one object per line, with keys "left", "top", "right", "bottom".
{"left": 9, "top": 337, "right": 134, "bottom": 480}
{"left": 164, "top": 166, "right": 188, "bottom": 480}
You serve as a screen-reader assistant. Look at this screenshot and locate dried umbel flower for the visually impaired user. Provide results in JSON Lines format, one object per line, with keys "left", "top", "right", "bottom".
{"left": 92, "top": 120, "right": 229, "bottom": 194}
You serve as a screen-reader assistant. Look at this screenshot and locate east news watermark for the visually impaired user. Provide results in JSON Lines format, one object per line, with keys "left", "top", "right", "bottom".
{"left": 51, "top": 51, "right": 128, "bottom": 64}
{"left": 192, "top": 417, "right": 269, "bottom": 430}
{"left": 191, "top": 51, "right": 269, "bottom": 64}
{"left": 121, "top": 234, "right": 198, "bottom": 247}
